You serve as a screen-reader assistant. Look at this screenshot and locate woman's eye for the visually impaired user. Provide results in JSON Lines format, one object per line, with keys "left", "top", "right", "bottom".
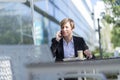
{"left": 66, "top": 26, "right": 69, "bottom": 28}
{"left": 61, "top": 27, "right": 64, "bottom": 29}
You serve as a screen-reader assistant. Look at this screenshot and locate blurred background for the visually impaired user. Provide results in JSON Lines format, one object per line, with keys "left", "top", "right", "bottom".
{"left": 0, "top": 0, "right": 120, "bottom": 80}
{"left": 0, "top": 0, "right": 120, "bottom": 58}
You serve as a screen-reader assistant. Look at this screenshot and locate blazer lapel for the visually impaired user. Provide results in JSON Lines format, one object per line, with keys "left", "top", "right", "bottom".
{"left": 59, "top": 39, "right": 64, "bottom": 58}
{"left": 73, "top": 36, "right": 78, "bottom": 57}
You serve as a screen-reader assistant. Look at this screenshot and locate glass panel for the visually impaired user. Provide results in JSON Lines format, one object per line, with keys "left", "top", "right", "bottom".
{"left": 0, "top": 0, "right": 26, "bottom": 2}
{"left": 0, "top": 3, "right": 33, "bottom": 44}
{"left": 34, "top": 0, "right": 48, "bottom": 13}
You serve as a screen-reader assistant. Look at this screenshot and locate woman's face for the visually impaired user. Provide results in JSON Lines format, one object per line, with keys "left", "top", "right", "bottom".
{"left": 61, "top": 22, "right": 73, "bottom": 37}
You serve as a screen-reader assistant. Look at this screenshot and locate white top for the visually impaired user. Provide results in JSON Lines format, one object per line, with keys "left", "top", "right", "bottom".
{"left": 63, "top": 38, "right": 75, "bottom": 58}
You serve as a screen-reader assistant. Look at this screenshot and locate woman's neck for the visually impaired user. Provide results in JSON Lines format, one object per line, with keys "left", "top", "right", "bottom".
{"left": 64, "top": 35, "right": 73, "bottom": 43}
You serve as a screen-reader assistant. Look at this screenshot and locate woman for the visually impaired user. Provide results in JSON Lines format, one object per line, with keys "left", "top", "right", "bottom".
{"left": 50, "top": 18, "right": 95, "bottom": 80}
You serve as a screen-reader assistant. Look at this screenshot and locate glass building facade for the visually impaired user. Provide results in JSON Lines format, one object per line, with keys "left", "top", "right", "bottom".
{"left": 0, "top": 0, "right": 96, "bottom": 50}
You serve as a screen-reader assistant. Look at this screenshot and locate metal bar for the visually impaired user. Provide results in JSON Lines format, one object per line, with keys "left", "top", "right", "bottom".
{"left": 26, "top": 58, "right": 120, "bottom": 80}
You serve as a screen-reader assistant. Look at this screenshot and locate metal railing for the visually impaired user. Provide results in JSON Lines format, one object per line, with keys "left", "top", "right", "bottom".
{"left": 26, "top": 58, "right": 120, "bottom": 80}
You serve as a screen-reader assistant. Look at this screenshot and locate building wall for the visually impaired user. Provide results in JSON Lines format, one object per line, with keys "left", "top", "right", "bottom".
{"left": 0, "top": 0, "right": 96, "bottom": 49}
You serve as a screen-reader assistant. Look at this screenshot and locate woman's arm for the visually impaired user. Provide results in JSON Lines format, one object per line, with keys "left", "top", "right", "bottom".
{"left": 50, "top": 38, "right": 60, "bottom": 57}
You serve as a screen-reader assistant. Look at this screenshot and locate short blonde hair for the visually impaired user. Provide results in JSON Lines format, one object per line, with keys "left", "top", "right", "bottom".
{"left": 60, "top": 18, "right": 75, "bottom": 29}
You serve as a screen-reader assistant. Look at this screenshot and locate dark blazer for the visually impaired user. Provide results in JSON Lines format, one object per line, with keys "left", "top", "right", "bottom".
{"left": 50, "top": 36, "right": 95, "bottom": 61}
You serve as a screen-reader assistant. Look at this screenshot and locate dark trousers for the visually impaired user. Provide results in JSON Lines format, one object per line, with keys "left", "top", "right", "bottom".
{"left": 59, "top": 77, "right": 84, "bottom": 80}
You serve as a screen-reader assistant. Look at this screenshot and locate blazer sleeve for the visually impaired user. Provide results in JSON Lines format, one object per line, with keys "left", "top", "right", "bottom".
{"left": 80, "top": 38, "right": 89, "bottom": 51}
{"left": 80, "top": 37, "right": 96, "bottom": 59}
{"left": 50, "top": 38, "right": 60, "bottom": 57}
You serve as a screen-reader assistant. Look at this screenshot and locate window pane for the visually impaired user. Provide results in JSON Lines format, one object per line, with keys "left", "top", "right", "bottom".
{"left": 0, "top": 3, "right": 33, "bottom": 44}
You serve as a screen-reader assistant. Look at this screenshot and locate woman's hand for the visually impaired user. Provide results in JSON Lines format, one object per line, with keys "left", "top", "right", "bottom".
{"left": 56, "top": 31, "right": 62, "bottom": 41}
{"left": 84, "top": 49, "right": 93, "bottom": 59}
